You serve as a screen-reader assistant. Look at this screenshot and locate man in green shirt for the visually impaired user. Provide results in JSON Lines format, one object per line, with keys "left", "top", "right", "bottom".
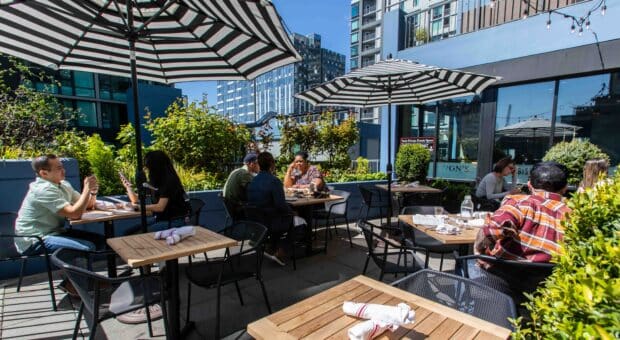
{"left": 222, "top": 153, "right": 259, "bottom": 219}
{"left": 15, "top": 154, "right": 103, "bottom": 255}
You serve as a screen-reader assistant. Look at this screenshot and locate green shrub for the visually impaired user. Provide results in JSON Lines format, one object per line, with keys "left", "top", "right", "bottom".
{"left": 430, "top": 178, "right": 472, "bottom": 212}
{"left": 542, "top": 140, "right": 610, "bottom": 186}
{"left": 513, "top": 173, "right": 620, "bottom": 339}
{"left": 176, "top": 165, "right": 223, "bottom": 191}
{"left": 395, "top": 144, "right": 431, "bottom": 183}
{"left": 54, "top": 130, "right": 91, "bottom": 180}
{"left": 324, "top": 169, "right": 387, "bottom": 183}
{"left": 355, "top": 157, "right": 370, "bottom": 175}
{"left": 86, "top": 135, "right": 123, "bottom": 196}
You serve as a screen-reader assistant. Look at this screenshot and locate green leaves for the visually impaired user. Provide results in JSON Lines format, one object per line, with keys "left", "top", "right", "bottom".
{"left": 513, "top": 173, "right": 620, "bottom": 339}
{"left": 395, "top": 144, "right": 431, "bottom": 183}
{"left": 542, "top": 140, "right": 610, "bottom": 185}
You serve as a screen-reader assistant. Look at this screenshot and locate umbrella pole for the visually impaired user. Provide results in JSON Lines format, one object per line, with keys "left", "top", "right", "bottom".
{"left": 127, "top": 4, "right": 148, "bottom": 233}
{"left": 387, "top": 86, "right": 393, "bottom": 223}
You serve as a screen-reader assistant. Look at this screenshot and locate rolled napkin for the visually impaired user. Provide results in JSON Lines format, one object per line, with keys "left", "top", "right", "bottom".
{"left": 154, "top": 226, "right": 196, "bottom": 245}
{"left": 348, "top": 319, "right": 392, "bottom": 340}
{"left": 343, "top": 302, "right": 415, "bottom": 329}
{"left": 94, "top": 200, "right": 116, "bottom": 210}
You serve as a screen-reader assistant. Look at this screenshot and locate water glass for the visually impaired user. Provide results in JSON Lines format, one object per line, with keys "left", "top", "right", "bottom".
{"left": 434, "top": 206, "right": 444, "bottom": 216}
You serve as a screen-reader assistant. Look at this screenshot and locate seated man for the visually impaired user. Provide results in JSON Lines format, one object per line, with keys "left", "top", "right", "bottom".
{"left": 247, "top": 152, "right": 299, "bottom": 266}
{"left": 284, "top": 151, "right": 326, "bottom": 191}
{"left": 222, "top": 153, "right": 259, "bottom": 220}
{"left": 15, "top": 154, "right": 104, "bottom": 255}
{"left": 473, "top": 161, "right": 570, "bottom": 293}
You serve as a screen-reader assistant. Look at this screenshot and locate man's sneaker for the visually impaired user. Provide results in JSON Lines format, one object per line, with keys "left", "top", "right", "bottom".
{"left": 117, "top": 304, "right": 163, "bottom": 324}
{"left": 264, "top": 249, "right": 286, "bottom": 266}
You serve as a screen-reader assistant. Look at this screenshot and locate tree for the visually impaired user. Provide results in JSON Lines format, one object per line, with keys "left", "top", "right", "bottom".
{"left": 278, "top": 114, "right": 319, "bottom": 162}
{"left": 317, "top": 111, "right": 359, "bottom": 170}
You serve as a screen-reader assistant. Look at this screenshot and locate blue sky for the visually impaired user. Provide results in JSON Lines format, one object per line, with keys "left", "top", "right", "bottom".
{"left": 175, "top": 0, "right": 350, "bottom": 105}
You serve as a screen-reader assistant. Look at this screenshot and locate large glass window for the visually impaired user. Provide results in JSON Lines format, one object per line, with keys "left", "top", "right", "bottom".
{"left": 101, "top": 103, "right": 126, "bottom": 129}
{"left": 351, "top": 3, "right": 359, "bottom": 18}
{"left": 75, "top": 101, "right": 97, "bottom": 127}
{"left": 351, "top": 45, "right": 359, "bottom": 58}
{"left": 73, "top": 71, "right": 95, "bottom": 97}
{"left": 351, "top": 32, "right": 358, "bottom": 43}
{"left": 351, "top": 19, "right": 359, "bottom": 31}
{"left": 99, "top": 75, "right": 129, "bottom": 101}
{"left": 556, "top": 72, "right": 620, "bottom": 164}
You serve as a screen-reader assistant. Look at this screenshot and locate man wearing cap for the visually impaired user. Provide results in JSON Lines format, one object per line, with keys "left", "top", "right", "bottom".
{"left": 222, "top": 153, "right": 259, "bottom": 219}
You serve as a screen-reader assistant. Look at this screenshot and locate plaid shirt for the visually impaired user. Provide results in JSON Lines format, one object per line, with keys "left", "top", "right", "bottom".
{"left": 478, "top": 189, "right": 570, "bottom": 262}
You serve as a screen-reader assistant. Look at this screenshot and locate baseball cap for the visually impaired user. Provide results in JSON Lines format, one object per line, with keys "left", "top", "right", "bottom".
{"left": 243, "top": 153, "right": 258, "bottom": 163}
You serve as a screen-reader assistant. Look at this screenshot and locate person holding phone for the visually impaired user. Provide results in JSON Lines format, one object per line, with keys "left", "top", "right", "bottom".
{"left": 475, "top": 156, "right": 521, "bottom": 209}
{"left": 121, "top": 150, "right": 190, "bottom": 235}
{"left": 14, "top": 154, "right": 103, "bottom": 255}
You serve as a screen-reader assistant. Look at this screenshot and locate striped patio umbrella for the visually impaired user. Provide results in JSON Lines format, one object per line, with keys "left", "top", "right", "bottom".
{"left": 0, "top": 0, "right": 300, "bottom": 233}
{"left": 296, "top": 57, "right": 500, "bottom": 217}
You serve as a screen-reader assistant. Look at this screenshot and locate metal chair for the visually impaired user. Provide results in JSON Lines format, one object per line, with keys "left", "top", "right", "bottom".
{"left": 187, "top": 198, "right": 205, "bottom": 226}
{"left": 392, "top": 269, "right": 517, "bottom": 330}
{"left": 0, "top": 212, "right": 57, "bottom": 311}
{"left": 358, "top": 185, "right": 391, "bottom": 225}
{"left": 454, "top": 252, "right": 556, "bottom": 304}
{"left": 312, "top": 189, "right": 353, "bottom": 249}
{"left": 358, "top": 220, "right": 426, "bottom": 281}
{"left": 218, "top": 192, "right": 241, "bottom": 227}
{"left": 51, "top": 248, "right": 167, "bottom": 339}
{"left": 399, "top": 205, "right": 461, "bottom": 270}
{"left": 185, "top": 221, "right": 271, "bottom": 339}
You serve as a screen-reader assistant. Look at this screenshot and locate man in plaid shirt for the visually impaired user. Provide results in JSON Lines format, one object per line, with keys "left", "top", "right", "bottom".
{"left": 475, "top": 161, "right": 570, "bottom": 264}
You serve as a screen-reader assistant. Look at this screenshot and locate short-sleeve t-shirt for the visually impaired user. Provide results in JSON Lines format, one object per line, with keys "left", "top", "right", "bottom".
{"left": 15, "top": 177, "right": 80, "bottom": 252}
{"left": 151, "top": 178, "right": 190, "bottom": 222}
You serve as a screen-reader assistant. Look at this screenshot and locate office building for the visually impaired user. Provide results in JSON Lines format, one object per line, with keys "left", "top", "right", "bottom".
{"left": 216, "top": 33, "right": 345, "bottom": 123}
{"left": 375, "top": 0, "right": 619, "bottom": 181}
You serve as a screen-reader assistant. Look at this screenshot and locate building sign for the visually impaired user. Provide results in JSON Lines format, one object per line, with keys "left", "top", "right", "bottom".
{"left": 400, "top": 137, "right": 436, "bottom": 153}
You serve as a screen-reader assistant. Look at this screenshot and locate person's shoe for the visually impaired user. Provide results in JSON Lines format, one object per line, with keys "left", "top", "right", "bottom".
{"left": 117, "top": 304, "right": 163, "bottom": 324}
{"left": 264, "top": 249, "right": 286, "bottom": 266}
{"left": 57, "top": 279, "right": 79, "bottom": 298}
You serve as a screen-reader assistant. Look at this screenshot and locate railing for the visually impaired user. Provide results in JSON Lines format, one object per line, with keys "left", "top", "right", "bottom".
{"left": 351, "top": 159, "right": 381, "bottom": 173}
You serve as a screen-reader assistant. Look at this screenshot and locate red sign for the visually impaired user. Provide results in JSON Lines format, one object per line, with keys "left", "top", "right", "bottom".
{"left": 400, "top": 137, "right": 436, "bottom": 152}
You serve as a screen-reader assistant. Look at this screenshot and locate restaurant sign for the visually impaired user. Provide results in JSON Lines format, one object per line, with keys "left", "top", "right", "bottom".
{"left": 400, "top": 137, "right": 436, "bottom": 152}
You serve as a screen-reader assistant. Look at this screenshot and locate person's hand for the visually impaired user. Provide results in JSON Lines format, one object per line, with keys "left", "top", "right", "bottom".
{"left": 84, "top": 175, "right": 98, "bottom": 194}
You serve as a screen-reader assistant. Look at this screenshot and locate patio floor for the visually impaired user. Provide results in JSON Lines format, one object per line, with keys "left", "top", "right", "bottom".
{"left": 0, "top": 221, "right": 457, "bottom": 340}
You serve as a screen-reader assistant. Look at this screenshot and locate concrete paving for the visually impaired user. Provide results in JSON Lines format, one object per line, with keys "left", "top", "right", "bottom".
{"left": 0, "top": 221, "right": 457, "bottom": 340}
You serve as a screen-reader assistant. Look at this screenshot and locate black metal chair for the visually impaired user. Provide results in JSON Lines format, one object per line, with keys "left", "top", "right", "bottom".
{"left": 0, "top": 212, "right": 57, "bottom": 311}
{"left": 51, "top": 248, "right": 167, "bottom": 339}
{"left": 454, "top": 252, "right": 556, "bottom": 305}
{"left": 187, "top": 198, "right": 206, "bottom": 226}
{"left": 358, "top": 220, "right": 427, "bottom": 281}
{"left": 185, "top": 221, "right": 271, "bottom": 339}
{"left": 312, "top": 189, "right": 353, "bottom": 249}
{"left": 218, "top": 192, "right": 241, "bottom": 227}
{"left": 358, "top": 185, "right": 391, "bottom": 226}
{"left": 392, "top": 269, "right": 517, "bottom": 330}
{"left": 399, "top": 206, "right": 461, "bottom": 270}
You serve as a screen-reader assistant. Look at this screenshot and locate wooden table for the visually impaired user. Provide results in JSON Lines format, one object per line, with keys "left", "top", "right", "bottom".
{"left": 399, "top": 214, "right": 479, "bottom": 256}
{"left": 286, "top": 194, "right": 343, "bottom": 207}
{"left": 287, "top": 195, "right": 342, "bottom": 256}
{"left": 70, "top": 208, "right": 151, "bottom": 277}
{"left": 247, "top": 275, "right": 511, "bottom": 339}
{"left": 107, "top": 227, "right": 238, "bottom": 340}
{"left": 376, "top": 184, "right": 442, "bottom": 194}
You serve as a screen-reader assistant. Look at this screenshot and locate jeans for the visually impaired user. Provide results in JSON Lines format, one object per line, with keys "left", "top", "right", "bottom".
{"left": 22, "top": 229, "right": 105, "bottom": 256}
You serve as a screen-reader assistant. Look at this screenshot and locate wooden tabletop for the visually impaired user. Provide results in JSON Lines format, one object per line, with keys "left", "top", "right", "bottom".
{"left": 287, "top": 194, "right": 343, "bottom": 207}
{"left": 247, "top": 275, "right": 511, "bottom": 339}
{"left": 69, "top": 209, "right": 151, "bottom": 225}
{"left": 399, "top": 215, "right": 479, "bottom": 245}
{"left": 107, "top": 227, "right": 238, "bottom": 267}
{"left": 376, "top": 184, "right": 442, "bottom": 194}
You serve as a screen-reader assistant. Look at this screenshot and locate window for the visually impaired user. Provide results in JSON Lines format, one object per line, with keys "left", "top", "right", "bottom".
{"left": 350, "top": 58, "right": 358, "bottom": 69}
{"left": 73, "top": 71, "right": 95, "bottom": 97}
{"left": 351, "top": 45, "right": 359, "bottom": 57}
{"left": 351, "top": 19, "right": 359, "bottom": 31}
{"left": 99, "top": 75, "right": 129, "bottom": 101}
{"left": 101, "top": 103, "right": 126, "bottom": 129}
{"left": 351, "top": 32, "right": 358, "bottom": 43}
{"left": 75, "top": 101, "right": 97, "bottom": 127}
{"left": 429, "top": 1, "right": 457, "bottom": 41}
{"left": 351, "top": 3, "right": 359, "bottom": 18}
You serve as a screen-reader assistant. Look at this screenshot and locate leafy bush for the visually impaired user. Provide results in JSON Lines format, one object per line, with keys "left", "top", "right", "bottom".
{"left": 86, "top": 135, "right": 123, "bottom": 196}
{"left": 513, "top": 173, "right": 620, "bottom": 339}
{"left": 176, "top": 166, "right": 223, "bottom": 191}
{"left": 317, "top": 112, "right": 359, "bottom": 170}
{"left": 324, "top": 169, "right": 386, "bottom": 183}
{"left": 54, "top": 130, "right": 91, "bottom": 180}
{"left": 542, "top": 140, "right": 610, "bottom": 186}
{"left": 395, "top": 144, "right": 431, "bottom": 183}
{"left": 430, "top": 178, "right": 472, "bottom": 213}
{"left": 146, "top": 99, "right": 251, "bottom": 173}
{"left": 355, "top": 157, "right": 370, "bottom": 175}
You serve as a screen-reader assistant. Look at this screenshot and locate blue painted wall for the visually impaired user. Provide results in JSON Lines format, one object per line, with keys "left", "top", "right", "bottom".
{"left": 126, "top": 83, "right": 182, "bottom": 146}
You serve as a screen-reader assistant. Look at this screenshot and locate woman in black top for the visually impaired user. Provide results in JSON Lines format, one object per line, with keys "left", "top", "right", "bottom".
{"left": 122, "top": 150, "right": 190, "bottom": 234}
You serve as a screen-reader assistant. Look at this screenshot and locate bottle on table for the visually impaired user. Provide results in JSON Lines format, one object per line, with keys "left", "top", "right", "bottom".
{"left": 461, "top": 195, "right": 474, "bottom": 217}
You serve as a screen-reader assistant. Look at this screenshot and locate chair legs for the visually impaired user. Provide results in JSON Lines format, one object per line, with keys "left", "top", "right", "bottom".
{"left": 362, "top": 254, "right": 370, "bottom": 274}
{"left": 257, "top": 277, "right": 272, "bottom": 313}
{"left": 185, "top": 282, "right": 192, "bottom": 325}
{"left": 17, "top": 258, "right": 26, "bottom": 291}
{"left": 234, "top": 281, "right": 244, "bottom": 305}
{"left": 73, "top": 302, "right": 84, "bottom": 340}
{"left": 44, "top": 255, "right": 57, "bottom": 311}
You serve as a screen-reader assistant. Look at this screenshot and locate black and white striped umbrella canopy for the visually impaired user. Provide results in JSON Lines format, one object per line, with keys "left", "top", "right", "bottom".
{"left": 0, "top": 0, "right": 302, "bottom": 84}
{"left": 295, "top": 58, "right": 500, "bottom": 107}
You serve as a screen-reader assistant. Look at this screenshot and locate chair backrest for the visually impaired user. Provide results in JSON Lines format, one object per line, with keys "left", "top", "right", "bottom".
{"left": 455, "top": 253, "right": 556, "bottom": 295}
{"left": 221, "top": 221, "right": 268, "bottom": 273}
{"left": 324, "top": 189, "right": 350, "bottom": 215}
{"left": 358, "top": 220, "right": 402, "bottom": 268}
{"left": 51, "top": 248, "right": 109, "bottom": 315}
{"left": 188, "top": 198, "right": 206, "bottom": 225}
{"left": 400, "top": 205, "right": 443, "bottom": 215}
{"left": 392, "top": 269, "right": 517, "bottom": 330}
{"left": 358, "top": 185, "right": 374, "bottom": 206}
{"left": 0, "top": 212, "right": 23, "bottom": 259}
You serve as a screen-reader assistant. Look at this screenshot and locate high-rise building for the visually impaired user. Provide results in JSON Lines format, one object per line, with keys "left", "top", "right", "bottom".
{"left": 216, "top": 33, "right": 345, "bottom": 123}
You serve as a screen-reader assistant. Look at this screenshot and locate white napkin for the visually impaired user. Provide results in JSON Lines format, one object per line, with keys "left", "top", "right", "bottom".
{"left": 94, "top": 200, "right": 116, "bottom": 210}
{"left": 348, "top": 319, "right": 392, "bottom": 340}
{"left": 342, "top": 302, "right": 415, "bottom": 329}
{"left": 412, "top": 214, "right": 441, "bottom": 226}
{"left": 467, "top": 218, "right": 485, "bottom": 228}
{"left": 154, "top": 226, "right": 196, "bottom": 245}
{"left": 436, "top": 223, "right": 460, "bottom": 234}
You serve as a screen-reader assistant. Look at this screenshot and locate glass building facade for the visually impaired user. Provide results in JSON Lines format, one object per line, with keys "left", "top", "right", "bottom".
{"left": 216, "top": 33, "right": 345, "bottom": 123}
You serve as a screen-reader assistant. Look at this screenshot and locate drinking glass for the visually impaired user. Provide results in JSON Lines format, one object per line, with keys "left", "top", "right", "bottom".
{"left": 434, "top": 206, "right": 444, "bottom": 216}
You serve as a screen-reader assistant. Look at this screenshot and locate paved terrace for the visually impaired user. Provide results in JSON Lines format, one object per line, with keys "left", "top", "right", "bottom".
{"left": 0, "top": 222, "right": 457, "bottom": 340}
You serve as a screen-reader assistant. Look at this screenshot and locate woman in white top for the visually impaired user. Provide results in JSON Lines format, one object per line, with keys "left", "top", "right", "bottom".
{"left": 475, "top": 156, "right": 521, "bottom": 202}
